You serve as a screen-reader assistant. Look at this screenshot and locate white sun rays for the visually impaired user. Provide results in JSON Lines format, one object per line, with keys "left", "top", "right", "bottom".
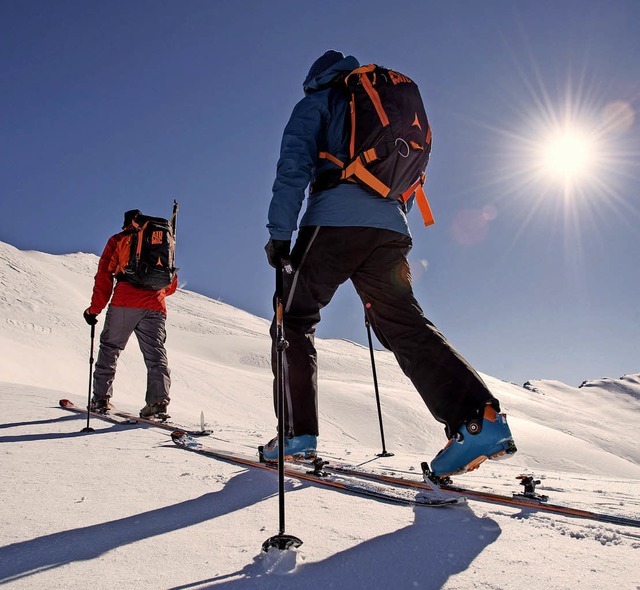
{"left": 485, "top": 65, "right": 640, "bottom": 250}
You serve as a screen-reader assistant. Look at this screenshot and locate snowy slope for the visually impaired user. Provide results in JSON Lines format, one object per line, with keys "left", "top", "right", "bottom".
{"left": 0, "top": 240, "right": 639, "bottom": 590}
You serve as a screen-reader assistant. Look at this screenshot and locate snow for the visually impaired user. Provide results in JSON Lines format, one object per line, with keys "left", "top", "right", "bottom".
{"left": 1, "top": 239, "right": 639, "bottom": 590}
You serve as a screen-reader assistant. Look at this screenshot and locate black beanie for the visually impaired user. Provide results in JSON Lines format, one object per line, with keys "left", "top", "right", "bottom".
{"left": 122, "top": 209, "right": 141, "bottom": 229}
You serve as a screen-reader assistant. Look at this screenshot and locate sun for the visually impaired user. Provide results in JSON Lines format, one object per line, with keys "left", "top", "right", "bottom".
{"left": 475, "top": 73, "right": 640, "bottom": 263}
{"left": 489, "top": 88, "right": 635, "bottom": 217}
{"left": 541, "top": 128, "right": 595, "bottom": 182}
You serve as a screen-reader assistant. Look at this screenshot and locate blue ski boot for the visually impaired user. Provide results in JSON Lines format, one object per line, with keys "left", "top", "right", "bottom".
{"left": 262, "top": 434, "right": 318, "bottom": 462}
{"left": 430, "top": 406, "right": 517, "bottom": 477}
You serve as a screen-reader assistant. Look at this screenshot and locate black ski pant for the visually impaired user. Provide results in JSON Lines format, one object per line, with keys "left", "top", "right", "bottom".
{"left": 270, "top": 226, "right": 498, "bottom": 440}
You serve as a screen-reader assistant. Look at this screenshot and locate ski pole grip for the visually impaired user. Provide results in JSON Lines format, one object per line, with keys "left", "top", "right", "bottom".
{"left": 275, "top": 265, "right": 284, "bottom": 300}
{"left": 275, "top": 258, "right": 292, "bottom": 298}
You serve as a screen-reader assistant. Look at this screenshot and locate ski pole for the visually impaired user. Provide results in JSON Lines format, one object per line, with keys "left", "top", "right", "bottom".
{"left": 82, "top": 323, "right": 96, "bottom": 433}
{"left": 171, "top": 199, "right": 179, "bottom": 240}
{"left": 364, "top": 303, "right": 393, "bottom": 458}
{"left": 170, "top": 199, "right": 179, "bottom": 271}
{"left": 262, "top": 259, "right": 302, "bottom": 552}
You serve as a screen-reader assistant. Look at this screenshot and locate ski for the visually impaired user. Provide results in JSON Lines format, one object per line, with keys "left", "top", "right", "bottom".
{"left": 60, "top": 397, "right": 638, "bottom": 528}
{"left": 59, "top": 398, "right": 135, "bottom": 426}
{"left": 253, "top": 450, "right": 457, "bottom": 505}
{"left": 269, "top": 452, "right": 640, "bottom": 529}
{"left": 419, "top": 462, "right": 640, "bottom": 528}
{"left": 58, "top": 399, "right": 212, "bottom": 437}
{"left": 171, "top": 431, "right": 464, "bottom": 508}
{"left": 280, "top": 459, "right": 640, "bottom": 527}
{"left": 113, "top": 409, "right": 212, "bottom": 436}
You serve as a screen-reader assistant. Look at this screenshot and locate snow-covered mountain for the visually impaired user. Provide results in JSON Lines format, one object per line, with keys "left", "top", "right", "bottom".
{"left": 1, "top": 239, "right": 639, "bottom": 590}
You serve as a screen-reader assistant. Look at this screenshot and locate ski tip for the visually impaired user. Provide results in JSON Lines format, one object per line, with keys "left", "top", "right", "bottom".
{"left": 190, "top": 429, "right": 213, "bottom": 437}
{"left": 59, "top": 399, "right": 72, "bottom": 408}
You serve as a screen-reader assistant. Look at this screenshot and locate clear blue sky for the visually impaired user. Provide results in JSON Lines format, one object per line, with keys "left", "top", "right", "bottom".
{"left": 2, "top": 0, "right": 639, "bottom": 386}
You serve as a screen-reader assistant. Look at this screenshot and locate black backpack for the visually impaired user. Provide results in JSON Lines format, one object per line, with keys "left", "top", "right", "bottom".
{"left": 313, "top": 64, "right": 435, "bottom": 226}
{"left": 114, "top": 202, "right": 178, "bottom": 290}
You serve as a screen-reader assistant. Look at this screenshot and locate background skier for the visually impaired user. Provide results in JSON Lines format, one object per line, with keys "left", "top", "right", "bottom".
{"left": 83, "top": 209, "right": 178, "bottom": 418}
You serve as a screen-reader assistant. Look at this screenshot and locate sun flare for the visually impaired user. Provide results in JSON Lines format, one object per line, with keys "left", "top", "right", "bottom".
{"left": 479, "top": 68, "right": 640, "bottom": 253}
{"left": 491, "top": 88, "right": 637, "bottom": 217}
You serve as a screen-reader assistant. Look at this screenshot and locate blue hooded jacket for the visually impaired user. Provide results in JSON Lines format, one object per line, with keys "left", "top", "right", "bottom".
{"left": 267, "top": 51, "right": 412, "bottom": 241}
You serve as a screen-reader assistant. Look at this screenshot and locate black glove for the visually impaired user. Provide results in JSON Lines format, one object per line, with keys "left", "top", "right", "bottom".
{"left": 264, "top": 239, "right": 291, "bottom": 269}
{"left": 83, "top": 308, "right": 98, "bottom": 326}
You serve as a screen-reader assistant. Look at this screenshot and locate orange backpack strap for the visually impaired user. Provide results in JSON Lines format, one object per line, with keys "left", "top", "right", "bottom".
{"left": 400, "top": 174, "right": 435, "bottom": 227}
{"left": 318, "top": 151, "right": 344, "bottom": 168}
{"left": 134, "top": 220, "right": 149, "bottom": 260}
{"left": 342, "top": 157, "right": 391, "bottom": 197}
{"left": 414, "top": 183, "right": 435, "bottom": 227}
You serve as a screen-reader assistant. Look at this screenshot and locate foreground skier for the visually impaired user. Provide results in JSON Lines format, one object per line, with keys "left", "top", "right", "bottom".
{"left": 263, "top": 50, "right": 516, "bottom": 477}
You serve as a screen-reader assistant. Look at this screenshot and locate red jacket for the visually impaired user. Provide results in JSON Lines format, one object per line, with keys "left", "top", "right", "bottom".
{"left": 89, "top": 231, "right": 178, "bottom": 315}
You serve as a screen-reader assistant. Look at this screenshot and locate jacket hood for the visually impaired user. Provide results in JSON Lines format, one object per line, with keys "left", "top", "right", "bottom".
{"left": 303, "top": 51, "right": 360, "bottom": 94}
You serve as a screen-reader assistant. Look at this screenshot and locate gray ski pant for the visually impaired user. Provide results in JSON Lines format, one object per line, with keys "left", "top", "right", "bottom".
{"left": 270, "top": 226, "right": 498, "bottom": 440}
{"left": 93, "top": 307, "right": 171, "bottom": 405}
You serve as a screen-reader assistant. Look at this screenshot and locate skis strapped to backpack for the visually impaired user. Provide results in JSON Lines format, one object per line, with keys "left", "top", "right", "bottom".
{"left": 111, "top": 200, "right": 179, "bottom": 290}
{"left": 313, "top": 64, "right": 435, "bottom": 227}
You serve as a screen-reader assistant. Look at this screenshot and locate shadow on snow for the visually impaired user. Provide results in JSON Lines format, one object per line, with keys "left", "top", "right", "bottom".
{"left": 169, "top": 500, "right": 502, "bottom": 590}
{"left": 0, "top": 469, "right": 276, "bottom": 585}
